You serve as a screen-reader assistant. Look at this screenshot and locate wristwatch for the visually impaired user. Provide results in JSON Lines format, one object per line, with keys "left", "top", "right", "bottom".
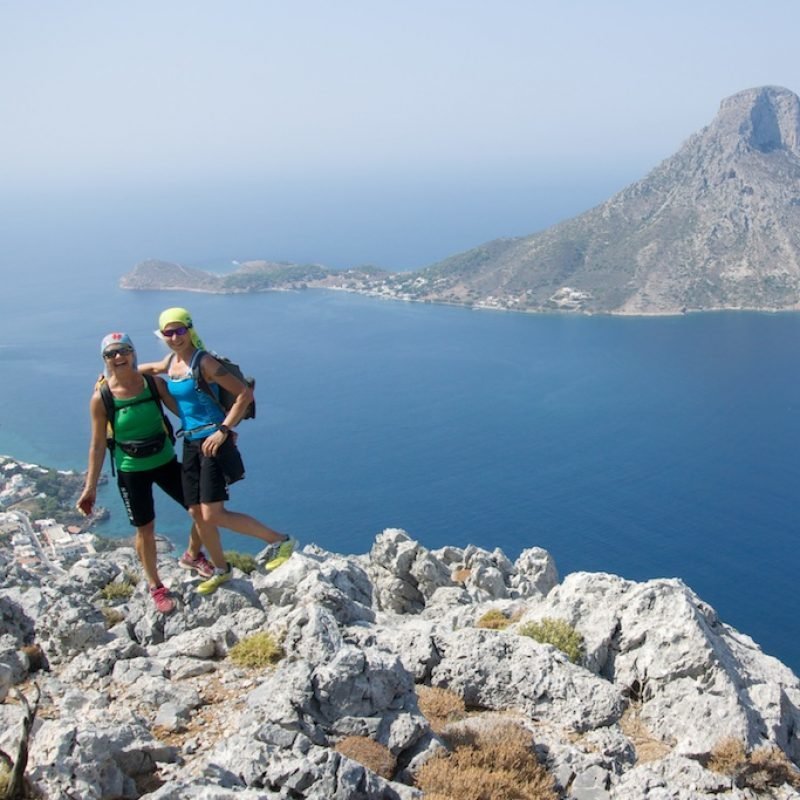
{"left": 218, "top": 424, "right": 230, "bottom": 436}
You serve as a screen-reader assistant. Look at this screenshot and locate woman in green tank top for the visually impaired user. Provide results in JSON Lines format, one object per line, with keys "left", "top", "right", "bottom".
{"left": 76, "top": 333, "right": 226, "bottom": 614}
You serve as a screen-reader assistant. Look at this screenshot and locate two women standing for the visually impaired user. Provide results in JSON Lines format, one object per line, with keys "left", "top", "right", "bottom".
{"left": 78, "top": 309, "right": 295, "bottom": 613}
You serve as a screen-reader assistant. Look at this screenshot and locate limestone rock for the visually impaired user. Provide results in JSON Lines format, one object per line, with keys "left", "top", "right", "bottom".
{"left": 1, "top": 529, "right": 797, "bottom": 799}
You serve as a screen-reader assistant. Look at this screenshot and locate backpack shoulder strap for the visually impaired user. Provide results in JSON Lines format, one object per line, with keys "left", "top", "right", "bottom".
{"left": 190, "top": 349, "right": 226, "bottom": 412}
{"left": 190, "top": 349, "right": 208, "bottom": 387}
{"left": 97, "top": 377, "right": 117, "bottom": 476}
{"left": 98, "top": 378, "right": 116, "bottom": 434}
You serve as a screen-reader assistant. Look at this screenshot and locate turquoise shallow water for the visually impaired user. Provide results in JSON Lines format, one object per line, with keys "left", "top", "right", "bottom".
{"left": 1, "top": 247, "right": 799, "bottom": 672}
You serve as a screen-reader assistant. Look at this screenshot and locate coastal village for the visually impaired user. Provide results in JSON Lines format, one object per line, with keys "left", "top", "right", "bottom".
{"left": 0, "top": 454, "right": 99, "bottom": 572}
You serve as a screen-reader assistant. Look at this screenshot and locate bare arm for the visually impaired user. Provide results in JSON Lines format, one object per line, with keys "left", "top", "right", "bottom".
{"left": 199, "top": 354, "right": 252, "bottom": 456}
{"left": 202, "top": 355, "right": 252, "bottom": 428}
{"left": 138, "top": 354, "right": 172, "bottom": 376}
{"left": 76, "top": 392, "right": 108, "bottom": 515}
{"left": 154, "top": 375, "right": 179, "bottom": 416}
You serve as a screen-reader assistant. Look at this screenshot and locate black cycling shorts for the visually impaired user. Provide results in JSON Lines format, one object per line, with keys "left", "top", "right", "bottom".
{"left": 181, "top": 436, "right": 245, "bottom": 506}
{"left": 116, "top": 457, "right": 186, "bottom": 528}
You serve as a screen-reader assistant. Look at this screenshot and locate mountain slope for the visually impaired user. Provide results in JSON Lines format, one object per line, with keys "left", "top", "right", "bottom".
{"left": 408, "top": 86, "right": 800, "bottom": 313}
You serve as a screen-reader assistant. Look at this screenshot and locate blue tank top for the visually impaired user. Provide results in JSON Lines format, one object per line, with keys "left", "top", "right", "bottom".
{"left": 166, "top": 368, "right": 225, "bottom": 440}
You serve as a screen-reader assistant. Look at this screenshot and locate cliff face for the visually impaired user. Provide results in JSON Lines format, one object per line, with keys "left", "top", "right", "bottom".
{"left": 411, "top": 86, "right": 800, "bottom": 314}
{"left": 1, "top": 529, "right": 799, "bottom": 798}
{"left": 121, "top": 87, "right": 800, "bottom": 315}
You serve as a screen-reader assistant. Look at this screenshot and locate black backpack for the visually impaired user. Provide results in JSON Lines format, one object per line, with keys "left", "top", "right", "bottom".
{"left": 98, "top": 374, "right": 175, "bottom": 476}
{"left": 190, "top": 349, "right": 256, "bottom": 420}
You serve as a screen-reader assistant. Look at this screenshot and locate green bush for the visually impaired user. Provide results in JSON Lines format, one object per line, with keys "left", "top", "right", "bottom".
{"left": 224, "top": 550, "right": 258, "bottom": 574}
{"left": 228, "top": 632, "right": 284, "bottom": 669}
{"left": 517, "top": 618, "right": 584, "bottom": 664}
{"left": 100, "top": 578, "right": 135, "bottom": 601}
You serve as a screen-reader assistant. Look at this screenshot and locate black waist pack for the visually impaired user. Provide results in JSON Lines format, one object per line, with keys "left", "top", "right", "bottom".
{"left": 117, "top": 431, "right": 167, "bottom": 458}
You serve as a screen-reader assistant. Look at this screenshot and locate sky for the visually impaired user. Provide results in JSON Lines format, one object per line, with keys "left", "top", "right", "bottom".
{"left": 2, "top": 0, "right": 800, "bottom": 270}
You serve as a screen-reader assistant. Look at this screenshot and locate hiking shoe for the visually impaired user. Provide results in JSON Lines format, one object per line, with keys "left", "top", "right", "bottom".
{"left": 197, "top": 564, "right": 232, "bottom": 595}
{"left": 265, "top": 537, "right": 298, "bottom": 572}
{"left": 179, "top": 550, "right": 215, "bottom": 579}
{"left": 150, "top": 585, "right": 175, "bottom": 614}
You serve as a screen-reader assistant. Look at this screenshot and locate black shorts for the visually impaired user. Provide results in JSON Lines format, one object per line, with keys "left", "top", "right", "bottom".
{"left": 181, "top": 436, "right": 245, "bottom": 506}
{"left": 116, "top": 457, "right": 186, "bottom": 528}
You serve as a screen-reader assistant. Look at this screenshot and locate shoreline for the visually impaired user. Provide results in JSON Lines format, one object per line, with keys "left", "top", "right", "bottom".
{"left": 120, "top": 281, "right": 800, "bottom": 319}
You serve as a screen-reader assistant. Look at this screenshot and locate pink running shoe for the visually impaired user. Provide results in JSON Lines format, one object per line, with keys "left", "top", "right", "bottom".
{"left": 179, "top": 550, "right": 215, "bottom": 579}
{"left": 150, "top": 585, "right": 175, "bottom": 614}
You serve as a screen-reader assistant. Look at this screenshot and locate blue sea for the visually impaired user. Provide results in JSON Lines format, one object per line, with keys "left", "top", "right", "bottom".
{"left": 1, "top": 189, "right": 799, "bottom": 674}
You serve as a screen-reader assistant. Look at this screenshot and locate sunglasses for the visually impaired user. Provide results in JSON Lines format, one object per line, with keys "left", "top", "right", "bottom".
{"left": 161, "top": 325, "right": 190, "bottom": 338}
{"left": 103, "top": 346, "right": 134, "bottom": 359}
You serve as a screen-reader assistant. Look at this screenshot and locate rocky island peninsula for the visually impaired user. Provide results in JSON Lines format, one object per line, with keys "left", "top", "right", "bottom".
{"left": 122, "top": 86, "right": 800, "bottom": 316}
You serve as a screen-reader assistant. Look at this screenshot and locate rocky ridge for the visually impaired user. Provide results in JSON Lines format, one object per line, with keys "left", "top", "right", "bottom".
{"left": 121, "top": 86, "right": 800, "bottom": 315}
{"left": 1, "top": 529, "right": 799, "bottom": 798}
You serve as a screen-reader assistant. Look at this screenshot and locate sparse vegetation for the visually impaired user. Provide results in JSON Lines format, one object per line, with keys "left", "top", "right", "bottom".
{"left": 99, "top": 573, "right": 136, "bottom": 602}
{"left": 517, "top": 618, "right": 584, "bottom": 664}
{"left": 0, "top": 760, "right": 10, "bottom": 798}
{"left": 99, "top": 607, "right": 125, "bottom": 628}
{"left": 707, "top": 737, "right": 746, "bottom": 775}
{"left": 227, "top": 632, "right": 283, "bottom": 669}
{"left": 416, "top": 721, "right": 557, "bottom": 800}
{"left": 706, "top": 737, "right": 800, "bottom": 791}
{"left": 619, "top": 705, "right": 672, "bottom": 763}
{"left": 334, "top": 736, "right": 395, "bottom": 779}
{"left": 476, "top": 609, "right": 512, "bottom": 630}
{"left": 224, "top": 551, "right": 258, "bottom": 574}
{"left": 416, "top": 686, "right": 467, "bottom": 733}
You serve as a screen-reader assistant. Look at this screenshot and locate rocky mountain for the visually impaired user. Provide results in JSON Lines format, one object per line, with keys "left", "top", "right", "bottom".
{"left": 406, "top": 86, "right": 800, "bottom": 314}
{"left": 120, "top": 86, "right": 800, "bottom": 315}
{"left": 1, "top": 529, "right": 799, "bottom": 798}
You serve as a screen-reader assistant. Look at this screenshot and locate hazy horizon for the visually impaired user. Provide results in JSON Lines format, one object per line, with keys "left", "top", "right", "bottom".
{"left": 2, "top": 2, "right": 800, "bottom": 276}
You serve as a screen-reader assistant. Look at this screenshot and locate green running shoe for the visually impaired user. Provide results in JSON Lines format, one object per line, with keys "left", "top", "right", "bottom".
{"left": 265, "top": 537, "right": 297, "bottom": 572}
{"left": 197, "top": 564, "right": 232, "bottom": 595}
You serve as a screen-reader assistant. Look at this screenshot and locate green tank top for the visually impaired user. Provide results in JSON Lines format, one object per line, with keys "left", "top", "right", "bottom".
{"left": 112, "top": 383, "right": 175, "bottom": 473}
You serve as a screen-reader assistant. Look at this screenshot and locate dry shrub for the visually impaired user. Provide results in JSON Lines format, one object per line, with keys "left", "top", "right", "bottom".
{"left": 335, "top": 736, "right": 395, "bottom": 779}
{"left": 746, "top": 746, "right": 800, "bottom": 790}
{"left": 707, "top": 737, "right": 747, "bottom": 774}
{"left": 707, "top": 738, "right": 800, "bottom": 791}
{"left": 417, "top": 721, "right": 556, "bottom": 800}
{"left": 99, "top": 607, "right": 125, "bottom": 628}
{"left": 452, "top": 568, "right": 471, "bottom": 583}
{"left": 416, "top": 686, "right": 466, "bottom": 732}
{"left": 476, "top": 609, "right": 511, "bottom": 630}
{"left": 0, "top": 761, "right": 9, "bottom": 797}
{"left": 227, "top": 632, "right": 283, "bottom": 669}
{"left": 100, "top": 578, "right": 134, "bottom": 601}
{"left": 619, "top": 706, "right": 672, "bottom": 764}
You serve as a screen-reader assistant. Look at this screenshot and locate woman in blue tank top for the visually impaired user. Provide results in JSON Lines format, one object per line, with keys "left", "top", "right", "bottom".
{"left": 140, "top": 307, "right": 297, "bottom": 594}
